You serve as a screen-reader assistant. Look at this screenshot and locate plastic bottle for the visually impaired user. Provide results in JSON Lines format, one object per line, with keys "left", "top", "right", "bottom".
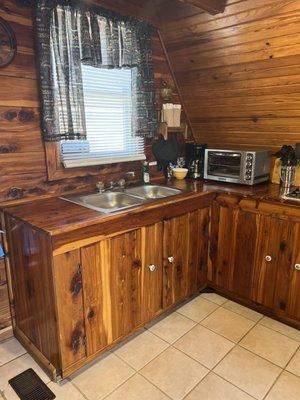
{"left": 142, "top": 161, "right": 150, "bottom": 184}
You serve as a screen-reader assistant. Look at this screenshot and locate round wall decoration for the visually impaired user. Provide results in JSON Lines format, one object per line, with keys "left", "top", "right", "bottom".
{"left": 0, "top": 17, "right": 17, "bottom": 68}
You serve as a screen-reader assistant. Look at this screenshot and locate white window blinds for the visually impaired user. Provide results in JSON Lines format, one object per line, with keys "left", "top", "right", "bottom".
{"left": 61, "top": 65, "right": 145, "bottom": 168}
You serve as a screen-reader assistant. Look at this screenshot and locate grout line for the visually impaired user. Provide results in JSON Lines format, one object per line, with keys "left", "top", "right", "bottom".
{"left": 1, "top": 293, "right": 299, "bottom": 400}
{"left": 258, "top": 318, "right": 300, "bottom": 343}
{"left": 0, "top": 351, "right": 28, "bottom": 369}
{"left": 136, "top": 372, "right": 173, "bottom": 400}
{"left": 283, "top": 343, "right": 300, "bottom": 371}
{"left": 71, "top": 367, "right": 136, "bottom": 400}
{"left": 261, "top": 369, "right": 285, "bottom": 400}
{"left": 67, "top": 377, "right": 90, "bottom": 400}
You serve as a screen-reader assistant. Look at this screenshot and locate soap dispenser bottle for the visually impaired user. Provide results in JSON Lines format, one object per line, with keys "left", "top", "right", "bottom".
{"left": 142, "top": 161, "right": 150, "bottom": 184}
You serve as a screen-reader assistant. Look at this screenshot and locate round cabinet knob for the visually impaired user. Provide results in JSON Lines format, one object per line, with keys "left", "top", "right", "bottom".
{"left": 295, "top": 264, "right": 300, "bottom": 271}
{"left": 265, "top": 255, "right": 272, "bottom": 262}
{"left": 168, "top": 256, "right": 174, "bottom": 263}
{"left": 148, "top": 264, "right": 157, "bottom": 272}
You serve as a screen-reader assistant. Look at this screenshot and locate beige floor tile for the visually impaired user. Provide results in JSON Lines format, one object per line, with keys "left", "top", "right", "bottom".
{"left": 259, "top": 317, "right": 300, "bottom": 342}
{"left": 286, "top": 348, "right": 300, "bottom": 377}
{"left": 185, "top": 372, "right": 255, "bottom": 400}
{"left": 48, "top": 380, "right": 86, "bottom": 400}
{"left": 240, "top": 324, "right": 299, "bottom": 367}
{"left": 214, "top": 346, "right": 282, "bottom": 400}
{"left": 177, "top": 296, "right": 219, "bottom": 322}
{"left": 148, "top": 312, "right": 196, "bottom": 344}
{"left": 0, "top": 353, "right": 51, "bottom": 399}
{"left": 114, "top": 330, "right": 169, "bottom": 370}
{"left": 140, "top": 347, "right": 208, "bottom": 400}
{"left": 201, "top": 307, "right": 255, "bottom": 343}
{"left": 105, "top": 374, "right": 169, "bottom": 400}
{"left": 0, "top": 338, "right": 26, "bottom": 367}
{"left": 265, "top": 371, "right": 300, "bottom": 400}
{"left": 174, "top": 325, "right": 235, "bottom": 369}
{"left": 199, "top": 292, "right": 228, "bottom": 305}
{"left": 223, "top": 301, "right": 263, "bottom": 322}
{"left": 71, "top": 352, "right": 135, "bottom": 400}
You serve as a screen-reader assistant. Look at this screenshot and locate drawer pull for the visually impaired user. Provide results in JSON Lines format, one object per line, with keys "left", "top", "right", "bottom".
{"left": 168, "top": 256, "right": 174, "bottom": 263}
{"left": 265, "top": 255, "right": 272, "bottom": 262}
{"left": 148, "top": 264, "right": 156, "bottom": 272}
{"left": 295, "top": 264, "right": 300, "bottom": 271}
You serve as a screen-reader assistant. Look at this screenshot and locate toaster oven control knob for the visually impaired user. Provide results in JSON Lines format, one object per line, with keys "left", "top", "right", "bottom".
{"left": 245, "top": 174, "right": 251, "bottom": 180}
{"left": 246, "top": 154, "right": 253, "bottom": 161}
{"left": 246, "top": 162, "right": 252, "bottom": 167}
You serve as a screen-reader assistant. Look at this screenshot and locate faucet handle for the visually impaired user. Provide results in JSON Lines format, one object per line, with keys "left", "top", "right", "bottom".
{"left": 118, "top": 178, "right": 126, "bottom": 188}
{"left": 96, "top": 181, "right": 105, "bottom": 193}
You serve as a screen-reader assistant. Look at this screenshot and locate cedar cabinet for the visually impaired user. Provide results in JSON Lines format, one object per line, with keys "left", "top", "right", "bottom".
{"left": 53, "top": 209, "right": 209, "bottom": 371}
{"left": 209, "top": 198, "right": 300, "bottom": 322}
{"left": 208, "top": 199, "right": 260, "bottom": 299}
{"left": 253, "top": 217, "right": 300, "bottom": 320}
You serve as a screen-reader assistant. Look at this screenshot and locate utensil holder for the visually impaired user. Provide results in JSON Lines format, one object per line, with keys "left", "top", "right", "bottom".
{"left": 280, "top": 165, "right": 296, "bottom": 188}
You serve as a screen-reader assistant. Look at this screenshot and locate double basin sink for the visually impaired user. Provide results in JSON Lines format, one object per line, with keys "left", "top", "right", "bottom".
{"left": 61, "top": 185, "right": 184, "bottom": 214}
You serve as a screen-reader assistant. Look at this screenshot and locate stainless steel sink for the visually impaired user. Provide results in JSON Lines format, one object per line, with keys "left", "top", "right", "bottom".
{"left": 125, "top": 185, "right": 182, "bottom": 200}
{"left": 61, "top": 185, "right": 184, "bottom": 214}
{"left": 62, "top": 192, "right": 145, "bottom": 213}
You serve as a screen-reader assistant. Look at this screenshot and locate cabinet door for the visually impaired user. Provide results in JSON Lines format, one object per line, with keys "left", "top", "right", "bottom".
{"left": 81, "top": 240, "right": 111, "bottom": 356}
{"left": 286, "top": 223, "right": 300, "bottom": 320}
{"left": 53, "top": 250, "right": 86, "bottom": 370}
{"left": 252, "top": 216, "right": 288, "bottom": 309}
{"left": 273, "top": 220, "right": 300, "bottom": 319}
{"left": 209, "top": 201, "right": 260, "bottom": 299}
{"left": 141, "top": 222, "right": 163, "bottom": 323}
{"left": 82, "top": 223, "right": 163, "bottom": 355}
{"left": 163, "top": 208, "right": 209, "bottom": 308}
{"left": 252, "top": 216, "right": 300, "bottom": 321}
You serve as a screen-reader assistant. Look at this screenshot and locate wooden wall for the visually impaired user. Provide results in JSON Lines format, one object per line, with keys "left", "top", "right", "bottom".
{"left": 0, "top": 0, "right": 181, "bottom": 336}
{"left": 161, "top": 0, "right": 300, "bottom": 151}
{"left": 0, "top": 1, "right": 182, "bottom": 206}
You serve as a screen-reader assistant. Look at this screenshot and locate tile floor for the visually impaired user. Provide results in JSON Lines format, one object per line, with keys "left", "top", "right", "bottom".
{"left": 0, "top": 293, "right": 299, "bottom": 400}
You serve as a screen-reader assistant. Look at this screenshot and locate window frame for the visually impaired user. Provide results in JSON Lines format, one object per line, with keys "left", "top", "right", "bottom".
{"left": 45, "top": 141, "right": 144, "bottom": 181}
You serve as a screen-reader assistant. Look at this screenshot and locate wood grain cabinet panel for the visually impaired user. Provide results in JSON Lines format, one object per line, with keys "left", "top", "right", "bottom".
{"left": 53, "top": 250, "right": 87, "bottom": 370}
{"left": 252, "top": 215, "right": 284, "bottom": 309}
{"left": 80, "top": 223, "right": 163, "bottom": 356}
{"left": 163, "top": 208, "right": 209, "bottom": 308}
{"left": 273, "top": 220, "right": 300, "bottom": 319}
{"left": 81, "top": 240, "right": 111, "bottom": 356}
{"left": 108, "top": 229, "right": 143, "bottom": 339}
{"left": 286, "top": 223, "right": 300, "bottom": 320}
{"left": 209, "top": 200, "right": 260, "bottom": 299}
{"left": 252, "top": 217, "right": 300, "bottom": 320}
{"left": 140, "top": 222, "right": 164, "bottom": 323}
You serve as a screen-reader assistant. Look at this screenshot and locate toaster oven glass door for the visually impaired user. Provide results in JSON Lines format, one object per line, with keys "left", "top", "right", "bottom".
{"left": 207, "top": 151, "right": 243, "bottom": 179}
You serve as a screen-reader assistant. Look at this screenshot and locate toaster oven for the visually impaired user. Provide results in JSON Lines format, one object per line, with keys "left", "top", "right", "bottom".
{"left": 204, "top": 149, "right": 271, "bottom": 185}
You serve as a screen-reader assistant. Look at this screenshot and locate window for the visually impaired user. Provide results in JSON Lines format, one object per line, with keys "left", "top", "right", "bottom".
{"left": 61, "top": 65, "right": 145, "bottom": 168}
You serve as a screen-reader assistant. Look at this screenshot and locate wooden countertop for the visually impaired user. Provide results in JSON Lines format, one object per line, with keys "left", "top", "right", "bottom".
{"left": 3, "top": 179, "right": 300, "bottom": 237}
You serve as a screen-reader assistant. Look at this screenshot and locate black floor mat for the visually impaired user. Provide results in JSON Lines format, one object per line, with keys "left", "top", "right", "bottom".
{"left": 8, "top": 368, "right": 56, "bottom": 400}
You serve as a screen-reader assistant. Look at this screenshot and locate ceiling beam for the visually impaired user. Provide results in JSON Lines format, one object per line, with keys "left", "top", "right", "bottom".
{"left": 178, "top": 0, "right": 227, "bottom": 14}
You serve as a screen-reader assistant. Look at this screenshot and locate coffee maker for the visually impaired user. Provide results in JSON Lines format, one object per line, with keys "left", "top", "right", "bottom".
{"left": 186, "top": 143, "right": 207, "bottom": 179}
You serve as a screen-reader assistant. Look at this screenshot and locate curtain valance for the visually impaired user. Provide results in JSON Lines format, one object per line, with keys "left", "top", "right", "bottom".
{"left": 35, "top": 0, "right": 157, "bottom": 141}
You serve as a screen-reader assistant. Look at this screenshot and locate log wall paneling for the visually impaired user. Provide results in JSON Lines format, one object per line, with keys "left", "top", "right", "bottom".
{"left": 0, "top": 1, "right": 184, "bottom": 206}
{"left": 161, "top": 0, "right": 300, "bottom": 151}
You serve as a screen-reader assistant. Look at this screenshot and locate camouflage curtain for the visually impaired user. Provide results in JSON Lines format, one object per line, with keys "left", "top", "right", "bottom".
{"left": 35, "top": 0, "right": 157, "bottom": 141}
